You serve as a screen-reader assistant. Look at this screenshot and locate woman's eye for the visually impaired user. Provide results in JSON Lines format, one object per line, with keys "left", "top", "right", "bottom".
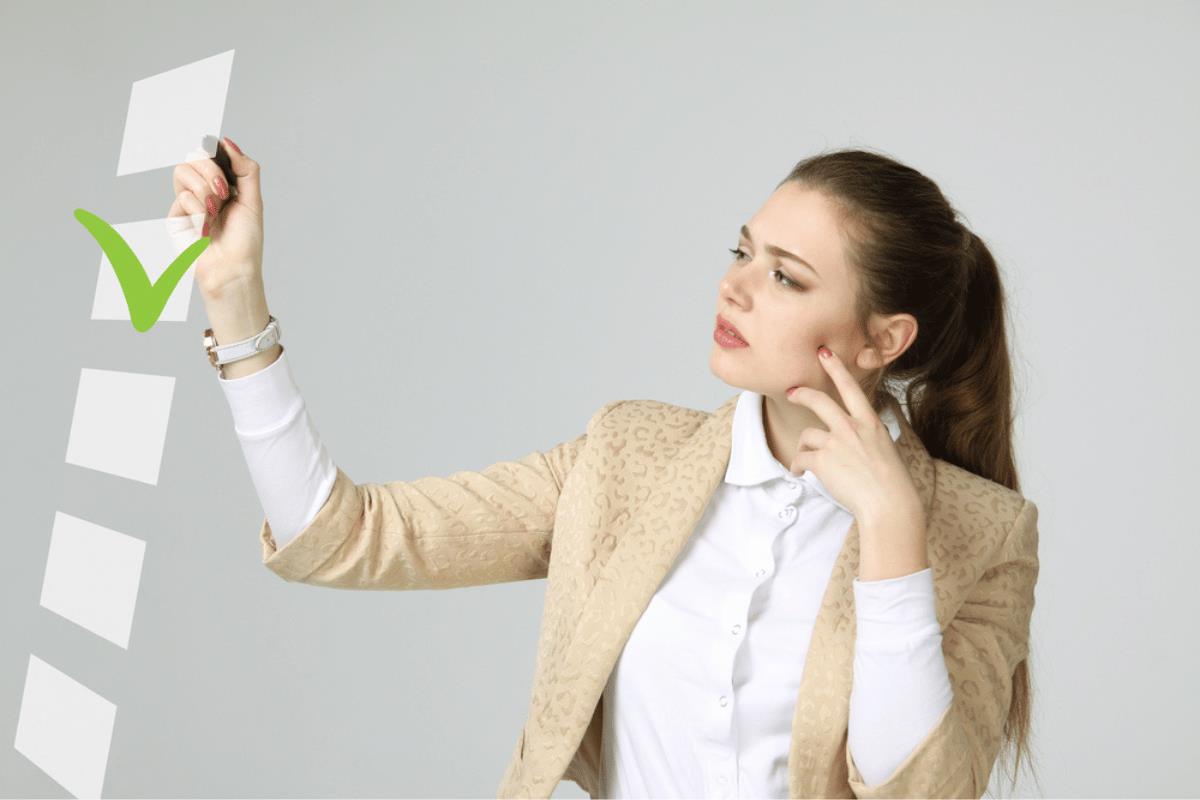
{"left": 770, "top": 268, "right": 803, "bottom": 290}
{"left": 727, "top": 246, "right": 804, "bottom": 291}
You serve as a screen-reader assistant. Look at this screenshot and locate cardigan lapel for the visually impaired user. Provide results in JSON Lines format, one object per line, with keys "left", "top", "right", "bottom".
{"left": 786, "top": 393, "right": 938, "bottom": 797}
{"left": 527, "top": 392, "right": 741, "bottom": 792}
{"left": 527, "top": 392, "right": 936, "bottom": 798}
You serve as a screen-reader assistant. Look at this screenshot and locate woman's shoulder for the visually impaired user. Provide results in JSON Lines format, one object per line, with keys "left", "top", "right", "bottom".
{"left": 929, "top": 456, "right": 1036, "bottom": 556}
{"left": 590, "top": 396, "right": 725, "bottom": 433}
{"left": 932, "top": 457, "right": 1030, "bottom": 508}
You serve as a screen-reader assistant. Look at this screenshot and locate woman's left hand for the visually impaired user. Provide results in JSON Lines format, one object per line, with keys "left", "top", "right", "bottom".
{"left": 786, "top": 345, "right": 923, "bottom": 524}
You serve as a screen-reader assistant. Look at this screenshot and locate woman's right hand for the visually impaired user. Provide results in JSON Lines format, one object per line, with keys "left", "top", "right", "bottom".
{"left": 169, "top": 137, "right": 264, "bottom": 301}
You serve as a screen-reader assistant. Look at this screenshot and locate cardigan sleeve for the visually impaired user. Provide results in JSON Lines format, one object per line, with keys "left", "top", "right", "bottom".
{"left": 844, "top": 499, "right": 1040, "bottom": 798}
{"left": 257, "top": 398, "right": 626, "bottom": 589}
{"left": 847, "top": 567, "right": 955, "bottom": 787}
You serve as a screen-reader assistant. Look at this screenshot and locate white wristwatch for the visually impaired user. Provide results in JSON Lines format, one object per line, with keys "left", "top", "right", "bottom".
{"left": 203, "top": 315, "right": 281, "bottom": 378}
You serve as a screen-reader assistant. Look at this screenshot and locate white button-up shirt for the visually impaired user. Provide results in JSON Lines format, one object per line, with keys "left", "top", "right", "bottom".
{"left": 217, "top": 350, "right": 953, "bottom": 796}
{"left": 598, "top": 389, "right": 953, "bottom": 798}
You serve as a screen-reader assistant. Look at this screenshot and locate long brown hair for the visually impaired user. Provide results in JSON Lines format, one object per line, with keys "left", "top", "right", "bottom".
{"left": 778, "top": 147, "right": 1038, "bottom": 796}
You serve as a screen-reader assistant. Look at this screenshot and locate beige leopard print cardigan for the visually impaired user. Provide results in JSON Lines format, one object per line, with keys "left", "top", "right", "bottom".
{"left": 257, "top": 391, "right": 1040, "bottom": 799}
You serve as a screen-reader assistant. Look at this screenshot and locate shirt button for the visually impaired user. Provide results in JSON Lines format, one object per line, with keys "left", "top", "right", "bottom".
{"left": 719, "top": 695, "right": 728, "bottom": 707}
{"left": 785, "top": 480, "right": 797, "bottom": 489}
{"left": 731, "top": 624, "right": 741, "bottom": 635}
{"left": 755, "top": 568, "right": 766, "bottom": 578}
{"left": 778, "top": 506, "right": 795, "bottom": 519}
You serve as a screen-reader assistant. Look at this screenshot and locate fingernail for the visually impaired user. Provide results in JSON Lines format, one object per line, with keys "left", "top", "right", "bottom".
{"left": 205, "top": 195, "right": 218, "bottom": 217}
{"left": 202, "top": 219, "right": 210, "bottom": 237}
{"left": 819, "top": 346, "right": 832, "bottom": 359}
{"left": 213, "top": 175, "right": 228, "bottom": 199}
{"left": 224, "top": 136, "right": 243, "bottom": 155}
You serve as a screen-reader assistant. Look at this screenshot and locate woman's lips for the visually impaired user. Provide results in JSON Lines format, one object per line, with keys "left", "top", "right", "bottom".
{"left": 715, "top": 315, "right": 748, "bottom": 343}
{"left": 714, "top": 323, "right": 749, "bottom": 348}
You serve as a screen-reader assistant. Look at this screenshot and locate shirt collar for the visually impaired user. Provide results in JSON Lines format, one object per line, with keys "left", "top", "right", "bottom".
{"left": 723, "top": 389, "right": 902, "bottom": 513}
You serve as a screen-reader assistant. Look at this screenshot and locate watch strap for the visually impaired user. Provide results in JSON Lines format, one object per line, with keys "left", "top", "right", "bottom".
{"left": 204, "top": 315, "right": 281, "bottom": 369}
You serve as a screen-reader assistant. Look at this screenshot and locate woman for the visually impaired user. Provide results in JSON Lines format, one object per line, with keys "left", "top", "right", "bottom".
{"left": 174, "top": 143, "right": 1040, "bottom": 799}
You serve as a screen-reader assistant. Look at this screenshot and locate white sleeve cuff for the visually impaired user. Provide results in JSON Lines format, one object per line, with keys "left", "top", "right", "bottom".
{"left": 215, "top": 345, "right": 304, "bottom": 437}
{"left": 852, "top": 566, "right": 942, "bottom": 649}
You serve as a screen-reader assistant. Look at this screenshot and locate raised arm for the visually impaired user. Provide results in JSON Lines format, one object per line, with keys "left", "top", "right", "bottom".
{"left": 259, "top": 399, "right": 625, "bottom": 590}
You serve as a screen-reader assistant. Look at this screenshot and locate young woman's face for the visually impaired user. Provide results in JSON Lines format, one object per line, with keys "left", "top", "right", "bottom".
{"left": 710, "top": 182, "right": 870, "bottom": 403}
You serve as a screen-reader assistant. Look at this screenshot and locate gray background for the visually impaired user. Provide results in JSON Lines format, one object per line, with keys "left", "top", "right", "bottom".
{"left": 2, "top": 0, "right": 1197, "bottom": 797}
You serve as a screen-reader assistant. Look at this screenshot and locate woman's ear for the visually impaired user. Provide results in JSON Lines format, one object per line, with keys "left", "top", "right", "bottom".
{"left": 859, "top": 312, "right": 918, "bottom": 370}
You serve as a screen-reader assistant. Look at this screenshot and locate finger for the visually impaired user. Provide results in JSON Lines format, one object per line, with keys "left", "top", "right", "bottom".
{"left": 218, "top": 136, "right": 262, "bottom": 216}
{"left": 183, "top": 146, "right": 233, "bottom": 203}
{"left": 789, "top": 447, "right": 814, "bottom": 477}
{"left": 786, "top": 385, "right": 850, "bottom": 437}
{"left": 796, "top": 427, "right": 830, "bottom": 453}
{"left": 172, "top": 147, "right": 209, "bottom": 194}
{"left": 174, "top": 189, "right": 206, "bottom": 220}
{"left": 791, "top": 427, "right": 829, "bottom": 475}
{"left": 174, "top": 153, "right": 226, "bottom": 222}
{"left": 816, "top": 345, "right": 874, "bottom": 421}
{"left": 165, "top": 191, "right": 206, "bottom": 245}
{"left": 166, "top": 187, "right": 200, "bottom": 219}
{"left": 171, "top": 189, "right": 208, "bottom": 237}
{"left": 182, "top": 189, "right": 217, "bottom": 237}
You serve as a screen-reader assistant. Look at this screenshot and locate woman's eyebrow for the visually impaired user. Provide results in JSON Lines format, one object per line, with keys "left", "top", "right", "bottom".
{"left": 741, "top": 224, "right": 821, "bottom": 280}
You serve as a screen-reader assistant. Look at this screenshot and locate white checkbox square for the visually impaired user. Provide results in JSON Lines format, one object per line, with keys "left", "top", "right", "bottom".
{"left": 40, "top": 511, "right": 147, "bottom": 650}
{"left": 64, "top": 368, "right": 176, "bottom": 485}
{"left": 116, "top": 49, "right": 235, "bottom": 176}
{"left": 89, "top": 214, "right": 205, "bottom": 322}
{"left": 14, "top": 654, "right": 116, "bottom": 799}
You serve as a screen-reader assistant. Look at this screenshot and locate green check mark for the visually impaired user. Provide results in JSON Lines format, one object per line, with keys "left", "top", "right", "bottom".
{"left": 74, "top": 207, "right": 211, "bottom": 332}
